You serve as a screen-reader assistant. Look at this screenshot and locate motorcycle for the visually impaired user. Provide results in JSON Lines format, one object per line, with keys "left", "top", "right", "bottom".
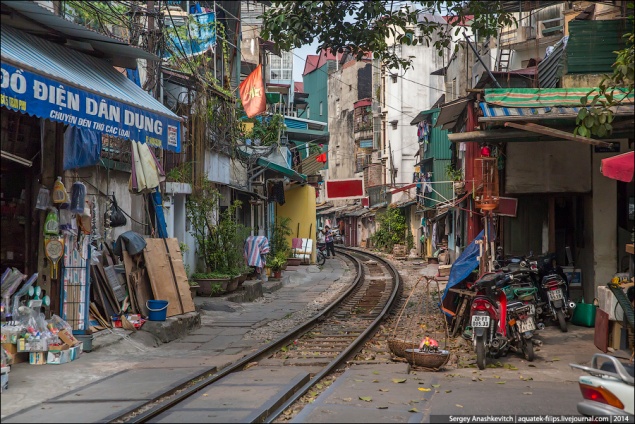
{"left": 469, "top": 271, "right": 537, "bottom": 370}
{"left": 536, "top": 254, "right": 575, "bottom": 332}
{"left": 316, "top": 242, "right": 327, "bottom": 266}
{"left": 332, "top": 229, "right": 344, "bottom": 245}
{"left": 570, "top": 354, "right": 634, "bottom": 417}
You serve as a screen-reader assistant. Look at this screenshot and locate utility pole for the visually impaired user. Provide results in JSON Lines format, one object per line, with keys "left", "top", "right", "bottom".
{"left": 146, "top": 1, "right": 157, "bottom": 97}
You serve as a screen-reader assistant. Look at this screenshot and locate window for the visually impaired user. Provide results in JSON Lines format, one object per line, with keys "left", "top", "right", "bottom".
{"left": 319, "top": 101, "right": 323, "bottom": 116}
{"left": 269, "top": 51, "right": 293, "bottom": 81}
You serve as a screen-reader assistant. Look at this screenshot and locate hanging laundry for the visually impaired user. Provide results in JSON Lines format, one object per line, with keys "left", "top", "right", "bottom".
{"left": 129, "top": 141, "right": 165, "bottom": 194}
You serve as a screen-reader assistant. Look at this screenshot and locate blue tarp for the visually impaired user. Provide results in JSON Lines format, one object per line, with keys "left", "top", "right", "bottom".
{"left": 63, "top": 126, "right": 102, "bottom": 170}
{"left": 151, "top": 189, "right": 168, "bottom": 238}
{"left": 441, "top": 230, "right": 484, "bottom": 317}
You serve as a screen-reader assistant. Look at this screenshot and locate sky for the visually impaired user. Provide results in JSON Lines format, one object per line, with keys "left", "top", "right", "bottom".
{"left": 292, "top": 40, "right": 320, "bottom": 82}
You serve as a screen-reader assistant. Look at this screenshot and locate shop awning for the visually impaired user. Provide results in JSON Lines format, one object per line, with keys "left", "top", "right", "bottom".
{"left": 409, "top": 108, "right": 440, "bottom": 126}
{"left": 601, "top": 151, "right": 634, "bottom": 182}
{"left": 483, "top": 88, "right": 634, "bottom": 108}
{"left": 237, "top": 146, "right": 307, "bottom": 183}
{"left": 1, "top": 25, "right": 182, "bottom": 152}
{"left": 479, "top": 101, "right": 634, "bottom": 123}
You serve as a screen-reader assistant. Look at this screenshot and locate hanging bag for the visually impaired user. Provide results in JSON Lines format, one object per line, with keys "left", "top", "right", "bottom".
{"left": 105, "top": 194, "right": 127, "bottom": 228}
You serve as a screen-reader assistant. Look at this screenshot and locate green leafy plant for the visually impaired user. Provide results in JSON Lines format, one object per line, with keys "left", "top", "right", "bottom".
{"left": 191, "top": 271, "right": 232, "bottom": 279}
{"left": 209, "top": 283, "right": 225, "bottom": 296}
{"left": 167, "top": 162, "right": 194, "bottom": 184}
{"left": 445, "top": 164, "right": 463, "bottom": 182}
{"left": 270, "top": 216, "right": 293, "bottom": 258}
{"left": 268, "top": 252, "right": 288, "bottom": 272}
{"left": 575, "top": 3, "right": 634, "bottom": 139}
{"left": 261, "top": 1, "right": 517, "bottom": 71}
{"left": 186, "top": 180, "right": 251, "bottom": 275}
{"left": 370, "top": 206, "right": 408, "bottom": 253}
{"left": 244, "top": 114, "right": 286, "bottom": 146}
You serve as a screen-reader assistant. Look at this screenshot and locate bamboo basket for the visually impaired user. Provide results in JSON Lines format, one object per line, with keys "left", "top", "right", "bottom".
{"left": 388, "top": 276, "right": 451, "bottom": 370}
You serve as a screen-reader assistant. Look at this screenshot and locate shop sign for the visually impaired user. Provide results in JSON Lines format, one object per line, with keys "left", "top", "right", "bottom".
{"left": 1, "top": 63, "right": 181, "bottom": 152}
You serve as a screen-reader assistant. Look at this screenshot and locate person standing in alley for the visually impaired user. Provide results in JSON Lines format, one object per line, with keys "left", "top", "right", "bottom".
{"left": 324, "top": 225, "right": 336, "bottom": 258}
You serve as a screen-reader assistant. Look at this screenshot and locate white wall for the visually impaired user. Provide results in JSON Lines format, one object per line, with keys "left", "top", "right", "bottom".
{"left": 205, "top": 149, "right": 230, "bottom": 185}
{"left": 384, "top": 43, "right": 445, "bottom": 191}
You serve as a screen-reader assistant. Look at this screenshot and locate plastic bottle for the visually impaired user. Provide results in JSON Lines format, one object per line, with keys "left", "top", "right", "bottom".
{"left": 52, "top": 177, "right": 68, "bottom": 204}
{"left": 44, "top": 207, "right": 60, "bottom": 235}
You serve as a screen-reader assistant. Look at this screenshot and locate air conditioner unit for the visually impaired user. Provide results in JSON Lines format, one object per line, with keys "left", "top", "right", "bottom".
{"left": 371, "top": 151, "right": 382, "bottom": 163}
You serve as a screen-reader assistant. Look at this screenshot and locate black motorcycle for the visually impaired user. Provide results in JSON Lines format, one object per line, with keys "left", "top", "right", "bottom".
{"left": 535, "top": 254, "right": 575, "bottom": 332}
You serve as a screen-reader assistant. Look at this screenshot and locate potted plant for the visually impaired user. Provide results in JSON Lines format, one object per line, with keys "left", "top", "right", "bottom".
{"left": 445, "top": 164, "right": 465, "bottom": 195}
{"left": 268, "top": 252, "right": 287, "bottom": 279}
{"left": 270, "top": 217, "right": 293, "bottom": 263}
{"left": 186, "top": 180, "right": 252, "bottom": 292}
{"left": 191, "top": 272, "right": 232, "bottom": 296}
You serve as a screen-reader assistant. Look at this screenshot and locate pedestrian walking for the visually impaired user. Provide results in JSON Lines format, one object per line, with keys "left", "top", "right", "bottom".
{"left": 323, "top": 225, "right": 336, "bottom": 258}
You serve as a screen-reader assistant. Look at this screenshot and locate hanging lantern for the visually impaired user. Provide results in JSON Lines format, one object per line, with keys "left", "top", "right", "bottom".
{"left": 474, "top": 157, "right": 499, "bottom": 211}
{"left": 480, "top": 145, "right": 491, "bottom": 157}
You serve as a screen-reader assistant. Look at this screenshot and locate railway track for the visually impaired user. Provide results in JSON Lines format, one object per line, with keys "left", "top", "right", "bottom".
{"left": 111, "top": 247, "right": 402, "bottom": 423}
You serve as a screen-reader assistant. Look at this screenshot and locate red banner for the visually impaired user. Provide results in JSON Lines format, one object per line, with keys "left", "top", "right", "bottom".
{"left": 239, "top": 64, "right": 266, "bottom": 118}
{"left": 325, "top": 178, "right": 365, "bottom": 200}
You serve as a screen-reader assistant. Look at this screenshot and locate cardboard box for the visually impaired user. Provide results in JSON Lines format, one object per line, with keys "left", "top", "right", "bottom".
{"left": 2, "top": 343, "right": 27, "bottom": 365}
{"left": 57, "top": 329, "right": 80, "bottom": 347}
{"left": 29, "top": 352, "right": 46, "bottom": 365}
{"left": 47, "top": 348, "right": 71, "bottom": 365}
{"left": 69, "top": 342, "right": 83, "bottom": 361}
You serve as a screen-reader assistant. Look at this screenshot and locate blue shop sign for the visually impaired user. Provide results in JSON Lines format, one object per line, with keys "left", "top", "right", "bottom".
{"left": 1, "top": 62, "right": 181, "bottom": 152}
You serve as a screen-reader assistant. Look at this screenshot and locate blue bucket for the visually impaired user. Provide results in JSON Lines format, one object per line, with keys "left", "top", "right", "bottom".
{"left": 147, "top": 300, "right": 169, "bottom": 321}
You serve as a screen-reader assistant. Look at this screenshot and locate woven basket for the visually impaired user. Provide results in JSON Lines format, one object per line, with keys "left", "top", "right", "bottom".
{"left": 404, "top": 349, "right": 450, "bottom": 369}
{"left": 388, "top": 338, "right": 419, "bottom": 358}
{"left": 388, "top": 276, "right": 451, "bottom": 371}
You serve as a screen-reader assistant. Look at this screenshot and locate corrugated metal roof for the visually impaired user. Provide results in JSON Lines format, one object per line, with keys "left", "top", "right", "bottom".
{"left": 1, "top": 0, "right": 158, "bottom": 67}
{"left": 538, "top": 36, "right": 568, "bottom": 88}
{"left": 567, "top": 20, "right": 627, "bottom": 75}
{"left": 424, "top": 111, "right": 452, "bottom": 161}
{"left": 1, "top": 25, "right": 178, "bottom": 119}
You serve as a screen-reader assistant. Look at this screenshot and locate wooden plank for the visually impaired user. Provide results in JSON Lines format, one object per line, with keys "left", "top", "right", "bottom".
{"left": 142, "top": 239, "right": 183, "bottom": 317}
{"left": 95, "top": 263, "right": 120, "bottom": 313}
{"left": 164, "top": 238, "right": 196, "bottom": 313}
{"left": 594, "top": 308, "right": 609, "bottom": 353}
{"left": 120, "top": 243, "right": 138, "bottom": 314}
{"left": 135, "top": 265, "right": 152, "bottom": 317}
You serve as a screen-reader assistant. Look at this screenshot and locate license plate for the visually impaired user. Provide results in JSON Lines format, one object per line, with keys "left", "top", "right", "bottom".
{"left": 517, "top": 316, "right": 536, "bottom": 333}
{"left": 471, "top": 315, "right": 490, "bottom": 328}
{"left": 547, "top": 289, "right": 563, "bottom": 301}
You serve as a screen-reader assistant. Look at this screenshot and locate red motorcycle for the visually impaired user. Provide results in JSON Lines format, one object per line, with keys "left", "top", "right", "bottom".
{"left": 469, "top": 271, "right": 536, "bottom": 369}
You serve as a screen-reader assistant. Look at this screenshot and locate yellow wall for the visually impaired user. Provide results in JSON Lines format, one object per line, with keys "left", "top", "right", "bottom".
{"left": 276, "top": 184, "right": 317, "bottom": 263}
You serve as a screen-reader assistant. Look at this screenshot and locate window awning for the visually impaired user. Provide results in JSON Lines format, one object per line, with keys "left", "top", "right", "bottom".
{"left": 435, "top": 97, "right": 470, "bottom": 130}
{"left": 479, "top": 101, "right": 634, "bottom": 123}
{"left": 484, "top": 88, "right": 634, "bottom": 108}
{"left": 1, "top": 25, "right": 182, "bottom": 152}
{"left": 601, "top": 151, "right": 634, "bottom": 182}
{"left": 237, "top": 146, "right": 307, "bottom": 183}
{"left": 409, "top": 108, "right": 439, "bottom": 126}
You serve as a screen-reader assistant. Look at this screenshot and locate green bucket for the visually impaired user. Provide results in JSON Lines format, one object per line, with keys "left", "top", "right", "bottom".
{"left": 571, "top": 300, "right": 596, "bottom": 327}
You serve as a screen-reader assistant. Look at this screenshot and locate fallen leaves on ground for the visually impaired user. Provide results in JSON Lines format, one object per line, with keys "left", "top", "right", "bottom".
{"left": 523, "top": 392, "right": 533, "bottom": 395}
{"left": 409, "top": 408, "right": 419, "bottom": 413}
{"left": 418, "top": 387, "right": 431, "bottom": 392}
{"left": 392, "top": 378, "right": 407, "bottom": 383}
{"left": 359, "top": 396, "right": 373, "bottom": 402}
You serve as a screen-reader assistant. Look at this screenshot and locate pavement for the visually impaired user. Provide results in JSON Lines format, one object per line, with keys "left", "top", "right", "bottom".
{"left": 1, "top": 259, "right": 350, "bottom": 421}
{"left": 2, "top": 255, "right": 630, "bottom": 422}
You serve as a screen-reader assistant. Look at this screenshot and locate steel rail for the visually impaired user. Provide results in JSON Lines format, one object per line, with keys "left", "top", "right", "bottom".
{"left": 117, "top": 249, "right": 364, "bottom": 423}
{"left": 262, "top": 246, "right": 402, "bottom": 423}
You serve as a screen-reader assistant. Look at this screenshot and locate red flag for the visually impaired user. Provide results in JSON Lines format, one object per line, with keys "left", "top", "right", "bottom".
{"left": 316, "top": 152, "right": 327, "bottom": 163}
{"left": 240, "top": 64, "right": 266, "bottom": 118}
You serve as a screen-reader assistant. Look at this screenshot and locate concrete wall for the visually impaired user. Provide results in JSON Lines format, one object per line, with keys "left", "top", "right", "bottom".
{"left": 205, "top": 149, "right": 230, "bottom": 185}
{"left": 384, "top": 43, "right": 445, "bottom": 187}
{"left": 303, "top": 63, "right": 330, "bottom": 124}
{"left": 276, "top": 184, "right": 317, "bottom": 263}
{"left": 77, "top": 166, "right": 147, "bottom": 243}
{"left": 327, "top": 61, "right": 372, "bottom": 183}
{"left": 561, "top": 74, "right": 605, "bottom": 88}
{"left": 591, "top": 148, "right": 619, "bottom": 300}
